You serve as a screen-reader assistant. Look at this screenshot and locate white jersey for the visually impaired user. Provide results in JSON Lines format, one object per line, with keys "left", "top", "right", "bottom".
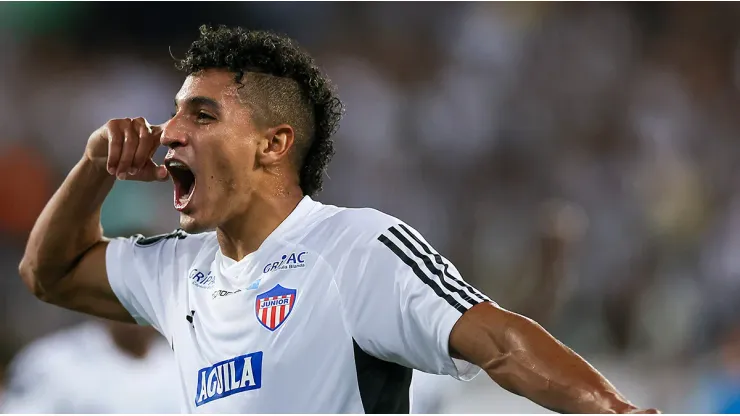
{"left": 0, "top": 322, "right": 179, "bottom": 413}
{"left": 105, "top": 196, "right": 492, "bottom": 413}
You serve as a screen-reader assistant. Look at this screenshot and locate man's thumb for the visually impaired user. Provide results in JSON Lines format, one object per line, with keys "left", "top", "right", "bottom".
{"left": 132, "top": 160, "right": 169, "bottom": 182}
{"left": 145, "top": 121, "right": 165, "bottom": 135}
{"left": 151, "top": 124, "right": 164, "bottom": 135}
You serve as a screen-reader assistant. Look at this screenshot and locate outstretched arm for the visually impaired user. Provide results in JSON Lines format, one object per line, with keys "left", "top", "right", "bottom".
{"left": 449, "top": 302, "right": 659, "bottom": 414}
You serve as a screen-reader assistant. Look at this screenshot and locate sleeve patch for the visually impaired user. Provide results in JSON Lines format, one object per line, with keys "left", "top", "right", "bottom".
{"left": 134, "top": 229, "right": 188, "bottom": 247}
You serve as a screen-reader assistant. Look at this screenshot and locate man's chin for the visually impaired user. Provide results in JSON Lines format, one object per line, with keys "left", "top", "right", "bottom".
{"left": 179, "top": 213, "right": 212, "bottom": 234}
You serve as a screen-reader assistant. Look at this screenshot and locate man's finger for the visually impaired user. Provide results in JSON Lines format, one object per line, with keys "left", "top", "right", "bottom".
{"left": 155, "top": 163, "right": 170, "bottom": 181}
{"left": 106, "top": 126, "right": 124, "bottom": 176}
{"left": 116, "top": 124, "right": 139, "bottom": 179}
{"left": 132, "top": 119, "right": 154, "bottom": 174}
{"left": 130, "top": 160, "right": 169, "bottom": 182}
{"left": 149, "top": 122, "right": 164, "bottom": 136}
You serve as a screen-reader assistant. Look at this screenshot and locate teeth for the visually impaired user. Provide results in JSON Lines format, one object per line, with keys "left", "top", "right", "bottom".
{"left": 168, "top": 161, "right": 188, "bottom": 169}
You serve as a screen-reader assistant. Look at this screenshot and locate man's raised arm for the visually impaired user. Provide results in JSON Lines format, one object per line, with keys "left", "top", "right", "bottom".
{"left": 18, "top": 117, "right": 168, "bottom": 321}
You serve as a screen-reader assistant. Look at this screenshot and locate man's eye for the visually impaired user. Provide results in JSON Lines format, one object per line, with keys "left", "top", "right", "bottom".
{"left": 197, "top": 112, "right": 215, "bottom": 121}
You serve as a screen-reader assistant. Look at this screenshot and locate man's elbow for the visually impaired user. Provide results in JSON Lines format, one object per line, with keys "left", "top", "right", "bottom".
{"left": 18, "top": 256, "right": 54, "bottom": 302}
{"left": 469, "top": 308, "right": 549, "bottom": 376}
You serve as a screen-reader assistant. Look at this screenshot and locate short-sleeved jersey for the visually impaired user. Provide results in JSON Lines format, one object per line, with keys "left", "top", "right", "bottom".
{"left": 106, "top": 196, "right": 492, "bottom": 413}
{"left": 0, "top": 322, "right": 179, "bottom": 413}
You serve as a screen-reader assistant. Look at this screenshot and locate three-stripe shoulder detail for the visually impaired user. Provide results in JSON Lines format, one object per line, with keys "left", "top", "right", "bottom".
{"left": 377, "top": 224, "right": 490, "bottom": 313}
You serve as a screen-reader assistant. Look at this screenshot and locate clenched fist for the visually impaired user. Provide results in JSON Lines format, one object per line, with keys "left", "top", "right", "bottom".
{"left": 85, "top": 117, "right": 169, "bottom": 182}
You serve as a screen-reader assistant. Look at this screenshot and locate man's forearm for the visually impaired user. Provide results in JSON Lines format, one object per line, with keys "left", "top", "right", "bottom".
{"left": 450, "top": 303, "right": 643, "bottom": 413}
{"left": 20, "top": 157, "right": 114, "bottom": 290}
{"left": 484, "top": 312, "right": 635, "bottom": 413}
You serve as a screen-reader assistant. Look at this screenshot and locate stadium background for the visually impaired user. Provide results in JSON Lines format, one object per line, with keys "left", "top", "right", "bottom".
{"left": 1, "top": 1, "right": 740, "bottom": 413}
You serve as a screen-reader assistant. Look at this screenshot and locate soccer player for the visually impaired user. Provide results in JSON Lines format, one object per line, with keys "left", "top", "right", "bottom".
{"left": 0, "top": 321, "right": 179, "bottom": 413}
{"left": 19, "top": 25, "right": 659, "bottom": 413}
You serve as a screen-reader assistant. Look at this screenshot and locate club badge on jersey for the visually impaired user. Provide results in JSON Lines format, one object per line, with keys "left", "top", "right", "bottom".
{"left": 255, "top": 285, "right": 296, "bottom": 331}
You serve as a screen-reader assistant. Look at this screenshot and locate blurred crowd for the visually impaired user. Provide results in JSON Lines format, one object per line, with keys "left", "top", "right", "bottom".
{"left": 2, "top": 2, "right": 740, "bottom": 413}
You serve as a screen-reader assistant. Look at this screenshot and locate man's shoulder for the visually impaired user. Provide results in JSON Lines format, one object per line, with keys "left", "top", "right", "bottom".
{"left": 108, "top": 229, "right": 218, "bottom": 272}
{"left": 314, "top": 204, "right": 402, "bottom": 240}
{"left": 302, "top": 204, "right": 409, "bottom": 255}
{"left": 112, "top": 229, "right": 218, "bottom": 258}
{"left": 130, "top": 229, "right": 217, "bottom": 249}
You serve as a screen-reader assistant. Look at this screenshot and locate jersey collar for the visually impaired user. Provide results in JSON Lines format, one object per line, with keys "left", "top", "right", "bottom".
{"left": 262, "top": 195, "right": 318, "bottom": 245}
{"left": 217, "top": 195, "right": 319, "bottom": 269}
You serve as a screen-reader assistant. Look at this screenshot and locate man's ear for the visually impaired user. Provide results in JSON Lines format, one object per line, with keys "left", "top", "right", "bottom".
{"left": 257, "top": 124, "right": 295, "bottom": 166}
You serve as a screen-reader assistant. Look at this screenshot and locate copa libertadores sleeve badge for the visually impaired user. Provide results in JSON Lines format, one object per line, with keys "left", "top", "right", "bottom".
{"left": 134, "top": 229, "right": 188, "bottom": 247}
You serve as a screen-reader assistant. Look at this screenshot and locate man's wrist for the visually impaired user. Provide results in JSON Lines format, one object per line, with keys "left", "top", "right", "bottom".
{"left": 79, "top": 155, "right": 114, "bottom": 182}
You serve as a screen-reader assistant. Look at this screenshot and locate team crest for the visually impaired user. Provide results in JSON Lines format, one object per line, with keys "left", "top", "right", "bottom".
{"left": 255, "top": 285, "right": 297, "bottom": 331}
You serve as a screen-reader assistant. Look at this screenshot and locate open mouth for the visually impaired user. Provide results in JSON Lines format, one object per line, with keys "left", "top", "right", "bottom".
{"left": 165, "top": 159, "right": 196, "bottom": 211}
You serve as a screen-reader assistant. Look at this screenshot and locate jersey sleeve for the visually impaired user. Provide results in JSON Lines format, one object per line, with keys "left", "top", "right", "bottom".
{"left": 334, "top": 220, "right": 494, "bottom": 380}
{"left": 105, "top": 230, "right": 191, "bottom": 338}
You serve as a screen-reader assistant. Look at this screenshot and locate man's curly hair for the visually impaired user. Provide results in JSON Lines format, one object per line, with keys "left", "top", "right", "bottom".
{"left": 175, "top": 25, "right": 343, "bottom": 196}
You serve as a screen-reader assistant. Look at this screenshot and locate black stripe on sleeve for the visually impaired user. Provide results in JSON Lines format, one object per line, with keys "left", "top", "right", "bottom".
{"left": 387, "top": 227, "right": 482, "bottom": 309}
{"left": 378, "top": 235, "right": 468, "bottom": 313}
{"left": 397, "top": 223, "right": 491, "bottom": 303}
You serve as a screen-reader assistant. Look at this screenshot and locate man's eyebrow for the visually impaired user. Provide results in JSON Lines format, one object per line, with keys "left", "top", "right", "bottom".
{"left": 174, "top": 96, "right": 222, "bottom": 111}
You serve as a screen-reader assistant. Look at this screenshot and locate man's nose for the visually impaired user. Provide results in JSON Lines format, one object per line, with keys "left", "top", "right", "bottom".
{"left": 160, "top": 119, "right": 188, "bottom": 148}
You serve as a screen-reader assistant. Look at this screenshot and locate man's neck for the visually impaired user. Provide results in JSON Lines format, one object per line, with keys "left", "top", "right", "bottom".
{"left": 217, "top": 191, "right": 304, "bottom": 261}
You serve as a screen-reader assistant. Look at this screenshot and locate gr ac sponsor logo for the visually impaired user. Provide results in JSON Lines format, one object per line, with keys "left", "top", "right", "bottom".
{"left": 262, "top": 252, "right": 307, "bottom": 273}
{"left": 195, "top": 351, "right": 263, "bottom": 407}
{"left": 189, "top": 269, "right": 215, "bottom": 289}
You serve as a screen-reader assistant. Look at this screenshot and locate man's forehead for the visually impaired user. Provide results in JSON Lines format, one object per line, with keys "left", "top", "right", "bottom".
{"left": 175, "top": 70, "right": 241, "bottom": 104}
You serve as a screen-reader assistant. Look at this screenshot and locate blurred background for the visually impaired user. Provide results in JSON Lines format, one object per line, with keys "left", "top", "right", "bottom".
{"left": 1, "top": 1, "right": 740, "bottom": 413}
